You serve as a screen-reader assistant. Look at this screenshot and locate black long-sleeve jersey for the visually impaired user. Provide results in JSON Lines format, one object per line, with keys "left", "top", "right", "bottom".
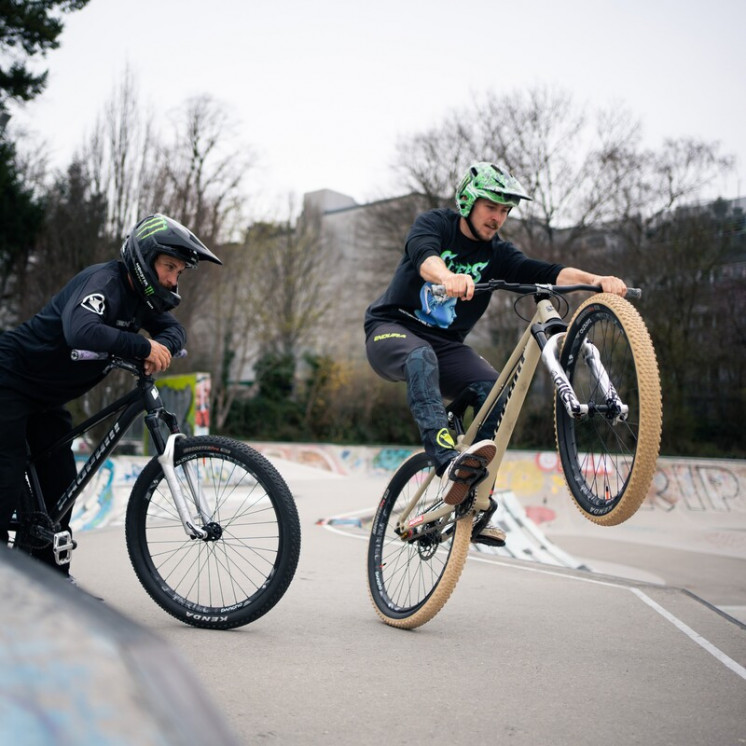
{"left": 0, "top": 260, "right": 186, "bottom": 405}
{"left": 364, "top": 208, "right": 564, "bottom": 342}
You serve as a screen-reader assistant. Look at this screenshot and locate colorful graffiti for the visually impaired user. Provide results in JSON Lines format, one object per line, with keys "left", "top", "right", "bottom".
{"left": 69, "top": 455, "right": 149, "bottom": 533}
{"left": 69, "top": 444, "right": 746, "bottom": 537}
{"left": 250, "top": 443, "right": 746, "bottom": 516}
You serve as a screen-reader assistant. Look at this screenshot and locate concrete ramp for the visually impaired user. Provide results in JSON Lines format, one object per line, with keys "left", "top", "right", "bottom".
{"left": 0, "top": 547, "right": 240, "bottom": 746}
{"left": 471, "top": 489, "right": 589, "bottom": 569}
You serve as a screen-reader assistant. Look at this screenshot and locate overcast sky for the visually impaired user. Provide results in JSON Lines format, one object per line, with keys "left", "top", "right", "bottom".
{"left": 11, "top": 0, "right": 745, "bottom": 217}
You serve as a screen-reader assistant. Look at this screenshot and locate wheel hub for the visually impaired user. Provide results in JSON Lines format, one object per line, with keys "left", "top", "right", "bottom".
{"left": 200, "top": 521, "right": 223, "bottom": 541}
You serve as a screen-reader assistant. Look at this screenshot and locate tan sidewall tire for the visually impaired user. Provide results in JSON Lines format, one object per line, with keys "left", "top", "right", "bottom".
{"left": 370, "top": 513, "right": 472, "bottom": 630}
{"left": 556, "top": 293, "right": 662, "bottom": 526}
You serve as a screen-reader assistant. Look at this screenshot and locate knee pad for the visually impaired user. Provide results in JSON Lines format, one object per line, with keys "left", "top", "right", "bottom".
{"left": 404, "top": 347, "right": 441, "bottom": 409}
{"left": 404, "top": 346, "right": 439, "bottom": 385}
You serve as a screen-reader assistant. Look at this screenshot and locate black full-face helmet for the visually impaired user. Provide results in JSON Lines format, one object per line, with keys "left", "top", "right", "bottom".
{"left": 121, "top": 214, "right": 222, "bottom": 312}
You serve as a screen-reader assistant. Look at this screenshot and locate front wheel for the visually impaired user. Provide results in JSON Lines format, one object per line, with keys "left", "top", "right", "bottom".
{"left": 555, "top": 293, "right": 662, "bottom": 526}
{"left": 126, "top": 436, "right": 301, "bottom": 629}
{"left": 367, "top": 451, "right": 472, "bottom": 630}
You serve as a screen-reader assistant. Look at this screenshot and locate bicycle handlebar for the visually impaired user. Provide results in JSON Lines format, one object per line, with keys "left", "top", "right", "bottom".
{"left": 71, "top": 349, "right": 188, "bottom": 368}
{"left": 433, "top": 280, "right": 641, "bottom": 300}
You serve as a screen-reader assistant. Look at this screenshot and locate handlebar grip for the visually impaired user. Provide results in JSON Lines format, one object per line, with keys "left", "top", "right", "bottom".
{"left": 71, "top": 349, "right": 188, "bottom": 362}
{"left": 625, "top": 288, "right": 642, "bottom": 300}
{"left": 70, "top": 349, "right": 108, "bottom": 361}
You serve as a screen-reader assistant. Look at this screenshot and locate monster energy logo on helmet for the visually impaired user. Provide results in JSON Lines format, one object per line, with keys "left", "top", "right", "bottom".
{"left": 135, "top": 215, "right": 169, "bottom": 241}
{"left": 455, "top": 162, "right": 532, "bottom": 217}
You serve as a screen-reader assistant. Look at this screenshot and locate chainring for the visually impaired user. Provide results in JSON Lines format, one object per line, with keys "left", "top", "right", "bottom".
{"left": 13, "top": 511, "right": 55, "bottom": 551}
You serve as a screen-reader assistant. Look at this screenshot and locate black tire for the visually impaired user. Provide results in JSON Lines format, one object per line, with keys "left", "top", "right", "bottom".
{"left": 555, "top": 294, "right": 662, "bottom": 526}
{"left": 367, "top": 451, "right": 471, "bottom": 629}
{"left": 125, "top": 436, "right": 300, "bottom": 629}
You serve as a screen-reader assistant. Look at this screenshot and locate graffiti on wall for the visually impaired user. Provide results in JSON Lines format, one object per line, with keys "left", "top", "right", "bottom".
{"left": 69, "top": 443, "right": 746, "bottom": 534}
{"left": 250, "top": 442, "right": 746, "bottom": 516}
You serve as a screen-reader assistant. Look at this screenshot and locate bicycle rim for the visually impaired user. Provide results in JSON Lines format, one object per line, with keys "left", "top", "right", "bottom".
{"left": 367, "top": 451, "right": 471, "bottom": 629}
{"left": 555, "top": 294, "right": 662, "bottom": 526}
{"left": 126, "top": 436, "right": 300, "bottom": 629}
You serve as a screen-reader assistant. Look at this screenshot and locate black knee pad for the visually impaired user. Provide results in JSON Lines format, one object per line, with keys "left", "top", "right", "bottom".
{"left": 404, "top": 347, "right": 441, "bottom": 410}
{"left": 404, "top": 346, "right": 438, "bottom": 379}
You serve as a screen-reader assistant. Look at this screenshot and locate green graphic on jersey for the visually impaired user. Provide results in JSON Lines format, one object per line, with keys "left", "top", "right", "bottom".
{"left": 136, "top": 215, "right": 169, "bottom": 241}
{"left": 436, "top": 428, "right": 456, "bottom": 449}
{"left": 441, "top": 250, "right": 489, "bottom": 283}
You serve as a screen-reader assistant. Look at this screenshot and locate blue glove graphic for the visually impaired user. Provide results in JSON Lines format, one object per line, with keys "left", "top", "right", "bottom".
{"left": 414, "top": 283, "right": 457, "bottom": 329}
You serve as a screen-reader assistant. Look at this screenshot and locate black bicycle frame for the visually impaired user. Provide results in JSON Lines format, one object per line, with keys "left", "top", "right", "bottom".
{"left": 24, "top": 374, "right": 180, "bottom": 525}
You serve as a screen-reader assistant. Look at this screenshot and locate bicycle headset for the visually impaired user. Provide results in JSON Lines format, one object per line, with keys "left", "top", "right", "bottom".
{"left": 121, "top": 213, "right": 223, "bottom": 313}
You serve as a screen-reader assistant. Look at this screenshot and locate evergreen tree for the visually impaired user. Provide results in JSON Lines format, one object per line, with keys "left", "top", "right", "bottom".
{"left": 0, "top": 0, "right": 89, "bottom": 113}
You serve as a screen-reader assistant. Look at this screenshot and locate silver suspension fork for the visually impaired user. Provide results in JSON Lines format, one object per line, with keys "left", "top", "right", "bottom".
{"left": 157, "top": 433, "right": 209, "bottom": 539}
{"left": 542, "top": 334, "right": 628, "bottom": 422}
{"left": 579, "top": 339, "right": 628, "bottom": 422}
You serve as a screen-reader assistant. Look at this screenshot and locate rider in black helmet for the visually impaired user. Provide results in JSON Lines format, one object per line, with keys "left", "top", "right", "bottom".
{"left": 0, "top": 213, "right": 221, "bottom": 578}
{"left": 121, "top": 213, "right": 222, "bottom": 314}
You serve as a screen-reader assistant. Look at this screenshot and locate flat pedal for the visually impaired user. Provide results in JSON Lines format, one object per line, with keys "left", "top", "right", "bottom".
{"left": 53, "top": 531, "right": 76, "bottom": 565}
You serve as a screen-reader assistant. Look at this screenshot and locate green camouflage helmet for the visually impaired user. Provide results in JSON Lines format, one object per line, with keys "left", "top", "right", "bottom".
{"left": 455, "top": 162, "right": 532, "bottom": 216}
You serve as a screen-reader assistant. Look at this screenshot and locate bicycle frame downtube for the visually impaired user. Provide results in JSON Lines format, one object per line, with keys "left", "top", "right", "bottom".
{"left": 467, "top": 298, "right": 566, "bottom": 510}
{"left": 396, "top": 307, "right": 548, "bottom": 531}
{"left": 49, "top": 394, "right": 146, "bottom": 520}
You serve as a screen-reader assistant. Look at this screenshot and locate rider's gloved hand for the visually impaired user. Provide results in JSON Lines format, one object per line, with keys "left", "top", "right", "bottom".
{"left": 144, "top": 340, "right": 172, "bottom": 375}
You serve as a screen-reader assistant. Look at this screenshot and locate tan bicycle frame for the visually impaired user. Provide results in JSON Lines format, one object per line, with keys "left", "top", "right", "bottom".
{"left": 395, "top": 297, "right": 561, "bottom": 533}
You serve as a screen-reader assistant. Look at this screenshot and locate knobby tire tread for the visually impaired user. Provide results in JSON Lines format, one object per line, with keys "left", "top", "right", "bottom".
{"left": 367, "top": 451, "right": 472, "bottom": 630}
{"left": 125, "top": 435, "right": 300, "bottom": 629}
{"left": 555, "top": 293, "right": 662, "bottom": 526}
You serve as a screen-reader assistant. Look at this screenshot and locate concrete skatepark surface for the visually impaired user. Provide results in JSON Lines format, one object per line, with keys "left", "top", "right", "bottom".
{"left": 3, "top": 446, "right": 745, "bottom": 744}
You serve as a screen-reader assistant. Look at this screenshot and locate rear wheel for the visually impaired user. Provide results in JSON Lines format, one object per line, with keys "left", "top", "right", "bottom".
{"left": 555, "top": 294, "right": 662, "bottom": 526}
{"left": 367, "top": 451, "right": 471, "bottom": 629}
{"left": 126, "top": 436, "right": 301, "bottom": 629}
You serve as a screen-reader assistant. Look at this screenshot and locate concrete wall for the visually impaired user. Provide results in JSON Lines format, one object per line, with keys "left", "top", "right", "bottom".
{"left": 0, "top": 547, "right": 240, "bottom": 745}
{"left": 67, "top": 445, "right": 746, "bottom": 560}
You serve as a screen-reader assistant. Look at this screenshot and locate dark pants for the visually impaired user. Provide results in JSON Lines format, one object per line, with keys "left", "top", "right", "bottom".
{"left": 365, "top": 323, "right": 500, "bottom": 473}
{"left": 0, "top": 386, "right": 77, "bottom": 574}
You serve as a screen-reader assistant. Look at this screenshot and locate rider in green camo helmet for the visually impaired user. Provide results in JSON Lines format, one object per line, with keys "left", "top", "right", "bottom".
{"left": 455, "top": 161, "right": 532, "bottom": 217}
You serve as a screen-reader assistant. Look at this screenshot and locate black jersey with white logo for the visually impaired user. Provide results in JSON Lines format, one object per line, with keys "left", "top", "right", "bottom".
{"left": 0, "top": 260, "right": 186, "bottom": 404}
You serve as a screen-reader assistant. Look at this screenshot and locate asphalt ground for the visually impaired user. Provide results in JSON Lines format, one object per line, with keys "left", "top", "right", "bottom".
{"left": 66, "top": 468, "right": 746, "bottom": 746}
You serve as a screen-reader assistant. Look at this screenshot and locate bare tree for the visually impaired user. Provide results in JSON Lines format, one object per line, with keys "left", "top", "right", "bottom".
{"left": 248, "top": 202, "right": 333, "bottom": 357}
{"left": 202, "top": 201, "right": 334, "bottom": 430}
{"left": 18, "top": 158, "right": 107, "bottom": 316}
{"left": 609, "top": 137, "right": 734, "bottom": 253}
{"left": 149, "top": 95, "right": 252, "bottom": 244}
{"left": 391, "top": 112, "right": 477, "bottom": 207}
{"left": 71, "top": 81, "right": 259, "bottom": 433}
{"left": 83, "top": 67, "right": 156, "bottom": 242}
